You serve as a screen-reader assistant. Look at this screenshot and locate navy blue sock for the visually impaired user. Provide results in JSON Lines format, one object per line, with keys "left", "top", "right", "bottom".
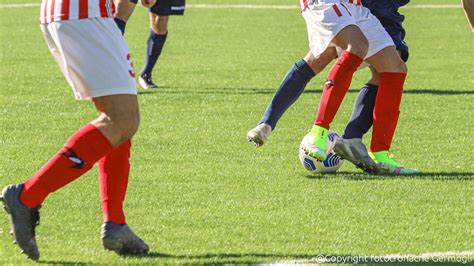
{"left": 140, "top": 31, "right": 168, "bottom": 77}
{"left": 114, "top": 18, "right": 127, "bottom": 35}
{"left": 342, "top": 83, "right": 379, "bottom": 139}
{"left": 259, "top": 59, "right": 315, "bottom": 129}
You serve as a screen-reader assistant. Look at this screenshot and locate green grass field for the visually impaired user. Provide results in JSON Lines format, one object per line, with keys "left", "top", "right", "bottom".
{"left": 1, "top": 0, "right": 473, "bottom": 264}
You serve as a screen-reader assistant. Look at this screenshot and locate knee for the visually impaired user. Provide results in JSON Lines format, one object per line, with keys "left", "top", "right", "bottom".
{"left": 99, "top": 112, "right": 140, "bottom": 144}
{"left": 304, "top": 49, "right": 336, "bottom": 73}
{"left": 394, "top": 60, "right": 407, "bottom": 74}
{"left": 116, "top": 113, "right": 140, "bottom": 142}
{"left": 383, "top": 58, "right": 407, "bottom": 74}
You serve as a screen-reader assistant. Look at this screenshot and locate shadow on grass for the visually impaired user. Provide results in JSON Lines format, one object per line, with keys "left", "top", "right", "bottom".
{"left": 146, "top": 87, "right": 474, "bottom": 96}
{"left": 39, "top": 261, "right": 88, "bottom": 265}
{"left": 137, "top": 86, "right": 172, "bottom": 95}
{"left": 305, "top": 171, "right": 474, "bottom": 181}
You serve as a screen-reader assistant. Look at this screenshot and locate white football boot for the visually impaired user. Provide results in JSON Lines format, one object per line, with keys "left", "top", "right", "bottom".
{"left": 138, "top": 74, "right": 158, "bottom": 90}
{"left": 247, "top": 123, "right": 272, "bottom": 147}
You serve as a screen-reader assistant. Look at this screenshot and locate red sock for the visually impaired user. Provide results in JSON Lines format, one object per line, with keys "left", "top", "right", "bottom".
{"left": 370, "top": 72, "right": 406, "bottom": 152}
{"left": 99, "top": 140, "right": 131, "bottom": 224}
{"left": 315, "top": 51, "right": 363, "bottom": 129}
{"left": 20, "top": 124, "right": 113, "bottom": 208}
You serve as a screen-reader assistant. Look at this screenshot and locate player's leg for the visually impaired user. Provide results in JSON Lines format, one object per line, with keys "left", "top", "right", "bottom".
{"left": 335, "top": 11, "right": 413, "bottom": 173}
{"left": 331, "top": 66, "right": 379, "bottom": 172}
{"left": 98, "top": 140, "right": 149, "bottom": 255}
{"left": 463, "top": 0, "right": 474, "bottom": 31}
{"left": 1, "top": 18, "right": 147, "bottom": 260}
{"left": 114, "top": 0, "right": 137, "bottom": 34}
{"left": 365, "top": 46, "right": 418, "bottom": 174}
{"left": 247, "top": 48, "right": 337, "bottom": 147}
{"left": 342, "top": 67, "right": 379, "bottom": 140}
{"left": 342, "top": 38, "right": 409, "bottom": 140}
{"left": 342, "top": 45, "right": 409, "bottom": 140}
{"left": 139, "top": 12, "right": 169, "bottom": 89}
{"left": 0, "top": 95, "right": 138, "bottom": 260}
{"left": 92, "top": 95, "right": 149, "bottom": 255}
{"left": 22, "top": 95, "right": 139, "bottom": 202}
{"left": 306, "top": 24, "right": 368, "bottom": 160}
{"left": 99, "top": 140, "right": 131, "bottom": 226}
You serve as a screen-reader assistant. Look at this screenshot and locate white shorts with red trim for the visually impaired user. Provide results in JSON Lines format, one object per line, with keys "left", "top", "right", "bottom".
{"left": 41, "top": 18, "right": 137, "bottom": 100}
{"left": 302, "top": 1, "right": 394, "bottom": 59}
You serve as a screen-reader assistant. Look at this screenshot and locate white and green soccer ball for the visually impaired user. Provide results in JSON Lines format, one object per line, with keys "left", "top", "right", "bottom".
{"left": 299, "top": 131, "right": 344, "bottom": 173}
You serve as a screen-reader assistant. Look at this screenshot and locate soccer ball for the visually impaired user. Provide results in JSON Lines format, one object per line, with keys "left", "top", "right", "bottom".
{"left": 298, "top": 131, "right": 344, "bottom": 173}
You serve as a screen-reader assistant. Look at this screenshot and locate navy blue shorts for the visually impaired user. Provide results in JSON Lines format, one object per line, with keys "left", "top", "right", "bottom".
{"left": 129, "top": 0, "right": 185, "bottom": 15}
{"left": 378, "top": 17, "right": 409, "bottom": 62}
{"left": 150, "top": 0, "right": 185, "bottom": 16}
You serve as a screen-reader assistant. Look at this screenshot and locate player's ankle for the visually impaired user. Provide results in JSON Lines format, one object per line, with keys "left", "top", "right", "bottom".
{"left": 311, "top": 125, "right": 329, "bottom": 147}
{"left": 370, "top": 150, "right": 399, "bottom": 166}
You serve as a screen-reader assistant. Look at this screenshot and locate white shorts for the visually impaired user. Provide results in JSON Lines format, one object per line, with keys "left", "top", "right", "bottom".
{"left": 302, "top": 1, "right": 394, "bottom": 59}
{"left": 41, "top": 18, "right": 137, "bottom": 100}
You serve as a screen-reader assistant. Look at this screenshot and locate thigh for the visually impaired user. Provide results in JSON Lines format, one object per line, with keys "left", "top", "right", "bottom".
{"left": 93, "top": 94, "right": 139, "bottom": 120}
{"left": 378, "top": 18, "right": 409, "bottom": 62}
{"left": 150, "top": 13, "right": 169, "bottom": 34}
{"left": 92, "top": 94, "right": 140, "bottom": 146}
{"left": 302, "top": 3, "right": 358, "bottom": 58}
{"left": 355, "top": 7, "right": 395, "bottom": 58}
{"left": 47, "top": 18, "right": 137, "bottom": 100}
{"left": 304, "top": 48, "right": 337, "bottom": 74}
{"left": 365, "top": 46, "right": 406, "bottom": 73}
{"left": 115, "top": 0, "right": 137, "bottom": 22}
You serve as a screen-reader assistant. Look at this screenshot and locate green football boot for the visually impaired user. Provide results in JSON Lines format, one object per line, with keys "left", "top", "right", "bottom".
{"left": 370, "top": 151, "right": 419, "bottom": 175}
{"left": 304, "top": 125, "right": 329, "bottom": 161}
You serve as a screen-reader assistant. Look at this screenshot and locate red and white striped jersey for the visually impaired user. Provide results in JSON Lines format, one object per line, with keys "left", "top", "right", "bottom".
{"left": 39, "top": 0, "right": 115, "bottom": 24}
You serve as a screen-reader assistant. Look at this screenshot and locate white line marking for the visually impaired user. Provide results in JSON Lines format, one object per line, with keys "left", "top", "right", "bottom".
{"left": 0, "top": 3, "right": 462, "bottom": 9}
{"left": 0, "top": 3, "right": 39, "bottom": 8}
{"left": 190, "top": 4, "right": 296, "bottom": 10}
{"left": 403, "top": 4, "right": 460, "bottom": 8}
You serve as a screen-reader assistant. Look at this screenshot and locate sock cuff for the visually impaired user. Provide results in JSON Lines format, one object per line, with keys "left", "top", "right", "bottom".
{"left": 114, "top": 18, "right": 126, "bottom": 35}
{"left": 150, "top": 30, "right": 168, "bottom": 40}
{"left": 65, "top": 124, "right": 113, "bottom": 164}
{"left": 114, "top": 18, "right": 126, "bottom": 24}
{"left": 341, "top": 51, "right": 364, "bottom": 62}
{"left": 363, "top": 83, "right": 379, "bottom": 90}
{"left": 379, "top": 72, "right": 407, "bottom": 88}
{"left": 118, "top": 139, "right": 132, "bottom": 150}
{"left": 295, "top": 59, "right": 316, "bottom": 77}
{"left": 379, "top": 72, "right": 407, "bottom": 78}
{"left": 340, "top": 51, "right": 364, "bottom": 66}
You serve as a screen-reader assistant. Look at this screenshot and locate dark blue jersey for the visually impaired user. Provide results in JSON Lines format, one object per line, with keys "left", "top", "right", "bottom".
{"left": 362, "top": 0, "right": 404, "bottom": 25}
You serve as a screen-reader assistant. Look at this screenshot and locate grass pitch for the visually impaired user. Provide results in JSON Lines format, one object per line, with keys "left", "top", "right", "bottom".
{"left": 1, "top": 0, "right": 473, "bottom": 264}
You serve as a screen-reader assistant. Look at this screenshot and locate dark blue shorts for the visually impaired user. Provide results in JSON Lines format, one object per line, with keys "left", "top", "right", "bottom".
{"left": 150, "top": 0, "right": 185, "bottom": 16}
{"left": 378, "top": 17, "right": 409, "bottom": 62}
{"left": 129, "top": 0, "right": 185, "bottom": 15}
